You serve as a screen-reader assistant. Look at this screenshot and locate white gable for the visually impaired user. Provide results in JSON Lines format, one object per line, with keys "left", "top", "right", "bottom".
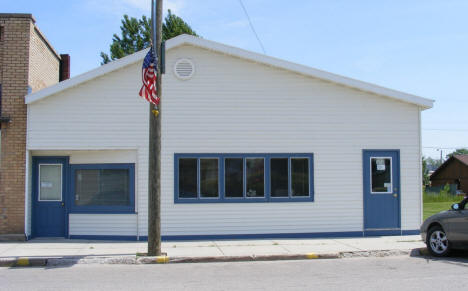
{"left": 25, "top": 34, "right": 433, "bottom": 109}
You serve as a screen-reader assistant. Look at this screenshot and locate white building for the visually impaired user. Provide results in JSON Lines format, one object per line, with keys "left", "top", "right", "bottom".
{"left": 24, "top": 34, "right": 433, "bottom": 240}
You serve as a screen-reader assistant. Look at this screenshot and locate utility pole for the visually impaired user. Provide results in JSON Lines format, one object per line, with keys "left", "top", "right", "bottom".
{"left": 148, "top": 0, "right": 163, "bottom": 256}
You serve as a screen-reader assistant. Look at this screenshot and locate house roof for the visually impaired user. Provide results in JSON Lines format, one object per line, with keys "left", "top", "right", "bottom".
{"left": 430, "top": 155, "right": 468, "bottom": 179}
{"left": 454, "top": 155, "right": 468, "bottom": 166}
{"left": 25, "top": 34, "right": 434, "bottom": 109}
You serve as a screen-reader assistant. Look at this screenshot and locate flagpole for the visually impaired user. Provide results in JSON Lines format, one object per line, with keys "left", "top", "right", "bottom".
{"left": 148, "top": 0, "right": 163, "bottom": 256}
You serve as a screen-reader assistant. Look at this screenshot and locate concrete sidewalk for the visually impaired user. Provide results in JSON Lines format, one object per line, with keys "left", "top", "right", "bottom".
{"left": 0, "top": 235, "right": 424, "bottom": 261}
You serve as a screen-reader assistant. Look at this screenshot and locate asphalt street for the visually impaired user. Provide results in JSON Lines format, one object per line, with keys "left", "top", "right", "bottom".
{"left": 1, "top": 255, "right": 468, "bottom": 290}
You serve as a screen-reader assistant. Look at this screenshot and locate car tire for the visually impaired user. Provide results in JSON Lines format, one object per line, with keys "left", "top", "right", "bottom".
{"left": 426, "top": 225, "right": 451, "bottom": 257}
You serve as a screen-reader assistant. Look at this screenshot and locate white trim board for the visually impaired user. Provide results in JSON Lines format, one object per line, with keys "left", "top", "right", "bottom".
{"left": 25, "top": 34, "right": 434, "bottom": 109}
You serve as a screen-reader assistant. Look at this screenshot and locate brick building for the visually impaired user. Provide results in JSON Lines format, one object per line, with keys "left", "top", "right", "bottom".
{"left": 0, "top": 13, "right": 69, "bottom": 240}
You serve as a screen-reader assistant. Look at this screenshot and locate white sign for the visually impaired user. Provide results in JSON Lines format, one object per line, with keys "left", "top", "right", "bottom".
{"left": 375, "top": 159, "right": 386, "bottom": 171}
{"left": 384, "top": 183, "right": 391, "bottom": 191}
{"left": 41, "top": 181, "right": 53, "bottom": 188}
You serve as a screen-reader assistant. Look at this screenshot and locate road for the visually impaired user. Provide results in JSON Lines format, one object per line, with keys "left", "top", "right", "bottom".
{"left": 1, "top": 255, "right": 468, "bottom": 290}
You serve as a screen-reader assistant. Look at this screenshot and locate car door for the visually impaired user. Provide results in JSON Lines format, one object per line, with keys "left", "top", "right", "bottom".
{"left": 444, "top": 207, "right": 468, "bottom": 247}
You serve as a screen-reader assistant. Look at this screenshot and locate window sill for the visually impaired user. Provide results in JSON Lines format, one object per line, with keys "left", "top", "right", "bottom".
{"left": 69, "top": 208, "right": 136, "bottom": 214}
{"left": 174, "top": 197, "right": 315, "bottom": 204}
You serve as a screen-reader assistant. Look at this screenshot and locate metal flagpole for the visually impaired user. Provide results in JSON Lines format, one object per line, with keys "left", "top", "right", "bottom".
{"left": 148, "top": 0, "right": 163, "bottom": 256}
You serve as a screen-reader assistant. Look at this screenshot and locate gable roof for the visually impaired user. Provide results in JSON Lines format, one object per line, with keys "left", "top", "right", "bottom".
{"left": 25, "top": 34, "right": 434, "bottom": 109}
{"left": 430, "top": 155, "right": 468, "bottom": 179}
{"left": 454, "top": 155, "right": 468, "bottom": 166}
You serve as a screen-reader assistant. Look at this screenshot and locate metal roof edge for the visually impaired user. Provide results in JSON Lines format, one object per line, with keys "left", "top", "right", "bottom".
{"left": 26, "top": 34, "right": 434, "bottom": 109}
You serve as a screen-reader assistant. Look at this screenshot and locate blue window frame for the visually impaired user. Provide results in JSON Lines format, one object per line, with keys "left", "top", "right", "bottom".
{"left": 174, "top": 153, "right": 314, "bottom": 203}
{"left": 69, "top": 163, "right": 135, "bottom": 213}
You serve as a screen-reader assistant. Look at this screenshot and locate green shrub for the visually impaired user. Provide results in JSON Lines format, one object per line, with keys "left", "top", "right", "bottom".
{"left": 423, "top": 188, "right": 460, "bottom": 203}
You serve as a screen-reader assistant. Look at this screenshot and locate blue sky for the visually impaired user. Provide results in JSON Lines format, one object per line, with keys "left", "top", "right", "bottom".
{"left": 3, "top": 0, "right": 468, "bottom": 158}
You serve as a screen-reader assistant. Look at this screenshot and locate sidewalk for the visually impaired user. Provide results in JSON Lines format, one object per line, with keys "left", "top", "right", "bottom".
{"left": 0, "top": 235, "right": 425, "bottom": 265}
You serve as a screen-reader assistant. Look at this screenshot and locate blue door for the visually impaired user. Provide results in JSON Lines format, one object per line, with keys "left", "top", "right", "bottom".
{"left": 32, "top": 157, "right": 68, "bottom": 237}
{"left": 363, "top": 150, "right": 400, "bottom": 232}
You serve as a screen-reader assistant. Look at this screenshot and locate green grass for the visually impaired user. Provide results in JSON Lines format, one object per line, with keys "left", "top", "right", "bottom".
{"left": 422, "top": 191, "right": 462, "bottom": 220}
{"left": 423, "top": 202, "right": 454, "bottom": 220}
{"left": 423, "top": 192, "right": 460, "bottom": 203}
{"left": 423, "top": 192, "right": 463, "bottom": 220}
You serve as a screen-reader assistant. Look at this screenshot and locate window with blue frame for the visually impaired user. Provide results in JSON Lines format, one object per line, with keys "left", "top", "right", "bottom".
{"left": 70, "top": 164, "right": 135, "bottom": 213}
{"left": 175, "top": 154, "right": 314, "bottom": 203}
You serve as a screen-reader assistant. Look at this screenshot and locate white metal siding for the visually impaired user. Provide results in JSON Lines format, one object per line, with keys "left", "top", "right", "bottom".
{"left": 69, "top": 214, "right": 137, "bottom": 236}
{"left": 27, "top": 44, "right": 422, "bottom": 237}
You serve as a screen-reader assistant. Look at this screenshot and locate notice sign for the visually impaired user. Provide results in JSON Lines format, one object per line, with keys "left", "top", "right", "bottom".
{"left": 384, "top": 182, "right": 391, "bottom": 191}
{"left": 376, "top": 159, "right": 386, "bottom": 171}
{"left": 41, "top": 181, "right": 53, "bottom": 188}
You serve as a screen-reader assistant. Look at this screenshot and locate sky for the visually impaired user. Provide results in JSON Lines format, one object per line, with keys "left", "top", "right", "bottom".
{"left": 3, "top": 0, "right": 468, "bottom": 159}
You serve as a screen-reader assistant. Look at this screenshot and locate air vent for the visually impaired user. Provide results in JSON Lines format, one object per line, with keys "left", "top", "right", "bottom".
{"left": 174, "top": 58, "right": 195, "bottom": 80}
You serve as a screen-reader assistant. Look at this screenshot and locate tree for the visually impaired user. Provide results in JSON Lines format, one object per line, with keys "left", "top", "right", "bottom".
{"left": 422, "top": 156, "right": 445, "bottom": 186}
{"left": 100, "top": 10, "right": 198, "bottom": 64}
{"left": 422, "top": 156, "right": 430, "bottom": 186}
{"left": 426, "top": 156, "right": 442, "bottom": 171}
{"left": 446, "top": 148, "right": 468, "bottom": 159}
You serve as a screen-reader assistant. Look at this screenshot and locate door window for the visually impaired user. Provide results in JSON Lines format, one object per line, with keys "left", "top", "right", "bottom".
{"left": 39, "top": 164, "right": 62, "bottom": 201}
{"left": 370, "top": 157, "right": 392, "bottom": 193}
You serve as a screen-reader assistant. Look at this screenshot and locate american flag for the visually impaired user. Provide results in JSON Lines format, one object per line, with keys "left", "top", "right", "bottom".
{"left": 139, "top": 48, "right": 159, "bottom": 105}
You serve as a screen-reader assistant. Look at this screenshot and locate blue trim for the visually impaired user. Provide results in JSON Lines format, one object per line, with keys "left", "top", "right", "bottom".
{"left": 364, "top": 229, "right": 401, "bottom": 236}
{"left": 69, "top": 163, "right": 135, "bottom": 214}
{"left": 362, "top": 149, "right": 401, "bottom": 230}
{"left": 68, "top": 229, "right": 420, "bottom": 241}
{"left": 402, "top": 229, "right": 420, "bottom": 235}
{"left": 31, "top": 156, "right": 70, "bottom": 238}
{"left": 69, "top": 235, "right": 138, "bottom": 241}
{"left": 174, "top": 153, "right": 314, "bottom": 203}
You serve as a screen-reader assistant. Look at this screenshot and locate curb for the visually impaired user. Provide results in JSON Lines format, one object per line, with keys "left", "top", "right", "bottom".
{"left": 1, "top": 249, "right": 428, "bottom": 267}
{"left": 137, "top": 253, "right": 340, "bottom": 264}
{"left": 0, "top": 257, "right": 47, "bottom": 267}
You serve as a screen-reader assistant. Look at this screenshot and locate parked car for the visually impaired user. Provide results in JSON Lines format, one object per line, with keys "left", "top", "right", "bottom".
{"left": 420, "top": 197, "right": 468, "bottom": 256}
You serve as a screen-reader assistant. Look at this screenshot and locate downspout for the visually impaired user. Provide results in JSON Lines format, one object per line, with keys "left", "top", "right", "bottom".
{"left": 418, "top": 108, "right": 423, "bottom": 228}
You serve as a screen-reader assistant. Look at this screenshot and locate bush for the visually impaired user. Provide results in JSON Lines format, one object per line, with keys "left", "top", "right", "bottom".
{"left": 423, "top": 188, "right": 460, "bottom": 203}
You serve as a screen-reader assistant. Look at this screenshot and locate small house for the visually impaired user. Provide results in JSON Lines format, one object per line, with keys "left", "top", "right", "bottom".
{"left": 430, "top": 155, "right": 468, "bottom": 194}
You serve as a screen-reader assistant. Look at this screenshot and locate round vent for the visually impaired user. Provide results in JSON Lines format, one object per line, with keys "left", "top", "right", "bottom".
{"left": 174, "top": 58, "right": 195, "bottom": 80}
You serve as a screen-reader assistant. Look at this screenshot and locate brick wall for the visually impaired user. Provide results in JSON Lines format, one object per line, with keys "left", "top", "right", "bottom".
{"left": 0, "top": 14, "right": 60, "bottom": 237}
{"left": 29, "top": 24, "right": 60, "bottom": 92}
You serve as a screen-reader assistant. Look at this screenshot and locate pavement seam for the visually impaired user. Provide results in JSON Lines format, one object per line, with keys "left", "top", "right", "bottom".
{"left": 332, "top": 239, "right": 364, "bottom": 251}
{"left": 277, "top": 244, "right": 292, "bottom": 254}
{"left": 212, "top": 241, "right": 226, "bottom": 256}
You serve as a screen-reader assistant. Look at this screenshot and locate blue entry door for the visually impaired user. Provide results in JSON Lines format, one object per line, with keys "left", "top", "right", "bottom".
{"left": 32, "top": 157, "right": 67, "bottom": 237}
{"left": 363, "top": 150, "right": 400, "bottom": 230}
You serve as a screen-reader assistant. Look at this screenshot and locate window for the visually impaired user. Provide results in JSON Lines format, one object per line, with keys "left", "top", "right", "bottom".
{"left": 370, "top": 158, "right": 392, "bottom": 193}
{"left": 39, "top": 164, "right": 62, "bottom": 201}
{"left": 291, "top": 158, "right": 309, "bottom": 196}
{"left": 179, "top": 158, "right": 197, "bottom": 198}
{"left": 270, "top": 158, "right": 288, "bottom": 197}
{"left": 246, "top": 158, "right": 264, "bottom": 197}
{"left": 70, "top": 164, "right": 135, "bottom": 213}
{"left": 175, "top": 154, "right": 314, "bottom": 203}
{"left": 225, "top": 158, "right": 243, "bottom": 198}
{"left": 178, "top": 158, "right": 220, "bottom": 199}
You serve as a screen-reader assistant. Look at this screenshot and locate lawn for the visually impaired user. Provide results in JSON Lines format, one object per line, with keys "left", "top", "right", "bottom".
{"left": 422, "top": 192, "right": 462, "bottom": 220}
{"left": 423, "top": 202, "right": 454, "bottom": 220}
